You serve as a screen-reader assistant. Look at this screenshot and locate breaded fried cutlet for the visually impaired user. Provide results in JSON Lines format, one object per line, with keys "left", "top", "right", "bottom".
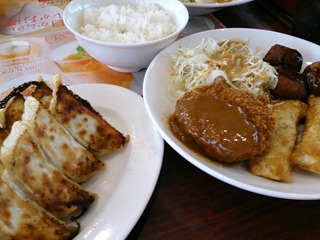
{"left": 290, "top": 95, "right": 320, "bottom": 173}
{"left": 171, "top": 82, "right": 275, "bottom": 163}
{"left": 249, "top": 100, "right": 308, "bottom": 182}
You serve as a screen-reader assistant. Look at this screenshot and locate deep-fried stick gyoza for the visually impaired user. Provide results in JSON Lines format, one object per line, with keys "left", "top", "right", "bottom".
{"left": 290, "top": 95, "right": 320, "bottom": 173}
{"left": 249, "top": 100, "right": 308, "bottom": 182}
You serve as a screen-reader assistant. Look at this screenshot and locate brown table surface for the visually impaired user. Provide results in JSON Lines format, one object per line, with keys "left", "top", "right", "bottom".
{"left": 126, "top": 1, "right": 320, "bottom": 240}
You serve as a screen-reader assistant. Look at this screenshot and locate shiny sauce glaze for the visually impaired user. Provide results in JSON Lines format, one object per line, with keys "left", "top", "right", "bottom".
{"left": 170, "top": 94, "right": 259, "bottom": 162}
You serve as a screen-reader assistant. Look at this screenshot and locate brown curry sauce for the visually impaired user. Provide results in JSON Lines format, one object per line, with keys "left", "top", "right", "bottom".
{"left": 169, "top": 94, "right": 259, "bottom": 163}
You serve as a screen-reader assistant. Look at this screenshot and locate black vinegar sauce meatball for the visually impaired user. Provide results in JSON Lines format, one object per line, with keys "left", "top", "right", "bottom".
{"left": 303, "top": 62, "right": 320, "bottom": 96}
{"left": 263, "top": 44, "right": 320, "bottom": 100}
{"left": 263, "top": 44, "right": 303, "bottom": 71}
{"left": 269, "top": 66, "right": 307, "bottom": 100}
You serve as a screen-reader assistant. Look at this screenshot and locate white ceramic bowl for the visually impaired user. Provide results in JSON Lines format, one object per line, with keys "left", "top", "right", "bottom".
{"left": 182, "top": 0, "right": 254, "bottom": 15}
{"left": 63, "top": 0, "right": 189, "bottom": 72}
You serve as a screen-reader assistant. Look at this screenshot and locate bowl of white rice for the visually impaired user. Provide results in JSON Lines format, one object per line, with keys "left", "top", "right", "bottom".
{"left": 63, "top": 0, "right": 189, "bottom": 72}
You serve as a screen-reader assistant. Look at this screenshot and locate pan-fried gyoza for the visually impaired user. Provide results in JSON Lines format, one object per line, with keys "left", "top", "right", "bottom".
{"left": 1, "top": 121, "right": 96, "bottom": 219}
{"left": 32, "top": 75, "right": 129, "bottom": 157}
{"left": 0, "top": 94, "right": 105, "bottom": 183}
{"left": 0, "top": 94, "right": 25, "bottom": 131}
{"left": 0, "top": 128, "right": 7, "bottom": 146}
{"left": 0, "top": 163, "right": 79, "bottom": 240}
{"left": 0, "top": 74, "right": 129, "bottom": 239}
{"left": 22, "top": 96, "right": 105, "bottom": 183}
{"left": 0, "top": 75, "right": 129, "bottom": 157}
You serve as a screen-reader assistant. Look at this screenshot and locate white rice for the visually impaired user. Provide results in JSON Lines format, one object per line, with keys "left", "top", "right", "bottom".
{"left": 79, "top": 3, "right": 178, "bottom": 44}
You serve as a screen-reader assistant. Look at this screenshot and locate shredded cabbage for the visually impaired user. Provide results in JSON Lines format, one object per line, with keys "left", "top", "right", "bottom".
{"left": 168, "top": 38, "right": 278, "bottom": 99}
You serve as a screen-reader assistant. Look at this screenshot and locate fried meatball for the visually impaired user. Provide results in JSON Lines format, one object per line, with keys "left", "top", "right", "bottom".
{"left": 270, "top": 66, "right": 307, "bottom": 100}
{"left": 263, "top": 44, "right": 303, "bottom": 72}
{"left": 171, "top": 83, "right": 275, "bottom": 163}
{"left": 303, "top": 61, "right": 320, "bottom": 96}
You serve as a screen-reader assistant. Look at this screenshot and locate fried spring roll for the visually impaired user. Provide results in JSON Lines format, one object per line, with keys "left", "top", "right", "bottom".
{"left": 249, "top": 100, "right": 308, "bottom": 182}
{"left": 290, "top": 95, "right": 320, "bottom": 173}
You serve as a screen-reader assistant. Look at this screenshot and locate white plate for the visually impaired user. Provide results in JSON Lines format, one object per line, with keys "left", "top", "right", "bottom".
{"left": 0, "top": 79, "right": 164, "bottom": 239}
{"left": 143, "top": 28, "right": 320, "bottom": 200}
{"left": 182, "top": 0, "right": 254, "bottom": 15}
